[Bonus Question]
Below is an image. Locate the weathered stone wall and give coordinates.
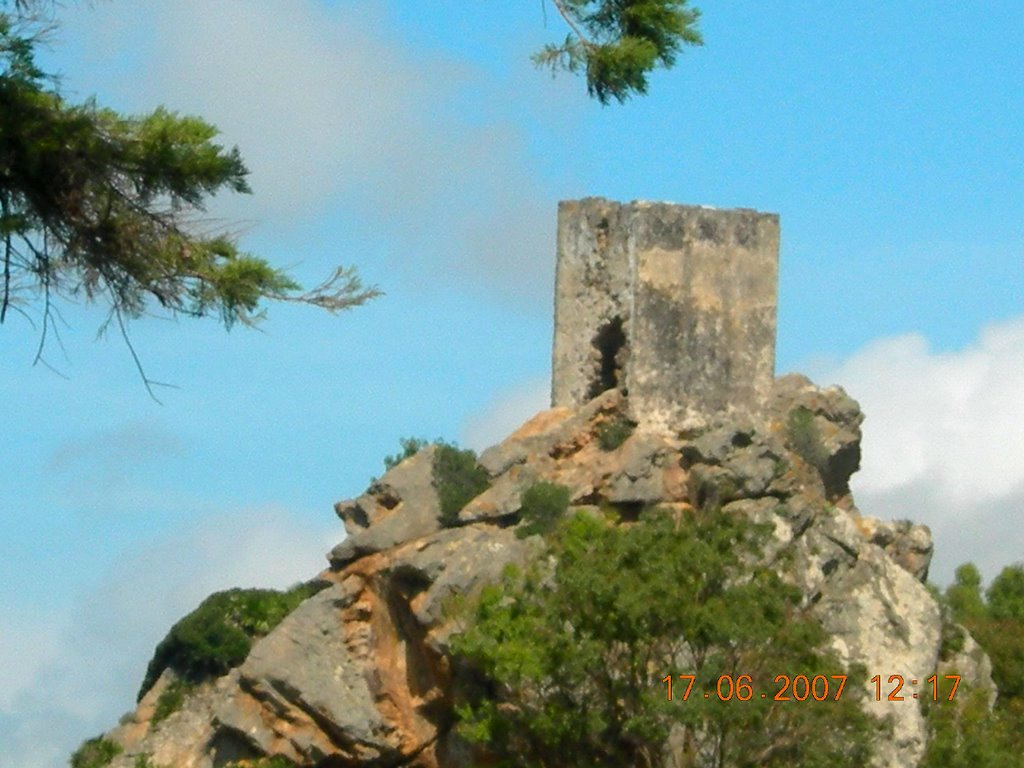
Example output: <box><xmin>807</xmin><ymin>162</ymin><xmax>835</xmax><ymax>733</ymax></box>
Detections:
<box><xmin>552</xmin><ymin>198</ymin><xmax>780</xmax><ymax>432</ymax></box>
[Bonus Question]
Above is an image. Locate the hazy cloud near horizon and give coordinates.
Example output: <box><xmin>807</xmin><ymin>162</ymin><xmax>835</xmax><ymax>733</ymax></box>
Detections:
<box><xmin>0</xmin><ymin>506</ymin><xmax>339</xmax><ymax>768</ymax></box>
<box><xmin>40</xmin><ymin>421</ymin><xmax>197</xmax><ymax>518</ymax></box>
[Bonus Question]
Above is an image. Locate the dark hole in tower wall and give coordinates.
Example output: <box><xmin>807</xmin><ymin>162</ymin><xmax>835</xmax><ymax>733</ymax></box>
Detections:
<box><xmin>587</xmin><ymin>316</ymin><xmax>628</xmax><ymax>400</ymax></box>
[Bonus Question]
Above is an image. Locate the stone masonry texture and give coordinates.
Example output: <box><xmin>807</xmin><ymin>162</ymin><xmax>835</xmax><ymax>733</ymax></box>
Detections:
<box><xmin>552</xmin><ymin>197</ymin><xmax>780</xmax><ymax>432</ymax></box>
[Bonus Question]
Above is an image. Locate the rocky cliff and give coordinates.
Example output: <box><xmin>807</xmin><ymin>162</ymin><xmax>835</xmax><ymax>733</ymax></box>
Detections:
<box><xmin>93</xmin><ymin>375</ymin><xmax>992</xmax><ymax>768</ymax></box>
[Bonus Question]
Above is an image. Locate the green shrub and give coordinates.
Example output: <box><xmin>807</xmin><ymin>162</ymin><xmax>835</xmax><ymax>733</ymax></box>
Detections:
<box><xmin>383</xmin><ymin>436</ymin><xmax>429</xmax><ymax>471</ymax></box>
<box><xmin>938</xmin><ymin>619</ymin><xmax>966</xmax><ymax>661</ymax></box>
<box><xmin>921</xmin><ymin>686</ymin><xmax>1024</xmax><ymax>767</ymax></box>
<box><xmin>931</xmin><ymin>560</ymin><xmax>1024</xmax><ymax>764</ymax></box>
<box><xmin>516</xmin><ymin>481</ymin><xmax>571</xmax><ymax>538</ymax></box>
<box><xmin>946</xmin><ymin>563</ymin><xmax>986</xmax><ymax>623</ymax></box>
<box><xmin>432</xmin><ymin>442</ymin><xmax>490</xmax><ymax>527</ymax></box>
<box><xmin>151</xmin><ymin>678</ymin><xmax>195</xmax><ymax>725</ymax></box>
<box><xmin>224</xmin><ymin>757</ymin><xmax>299</xmax><ymax>768</ymax></box>
<box><xmin>596</xmin><ymin>414</ymin><xmax>635</xmax><ymax>451</ymax></box>
<box><xmin>786</xmin><ymin>406</ymin><xmax>829</xmax><ymax>470</ymax></box>
<box><xmin>138</xmin><ymin>581</ymin><xmax>326</xmax><ymax>700</ymax></box>
<box><xmin>943</xmin><ymin>561</ymin><xmax>1024</xmax><ymax>706</ymax></box>
<box><xmin>988</xmin><ymin>564</ymin><xmax>1024</xmax><ymax>623</ymax></box>
<box><xmin>70</xmin><ymin>737</ymin><xmax>122</xmax><ymax>768</ymax></box>
<box><xmin>452</xmin><ymin>506</ymin><xmax>881</xmax><ymax>767</ymax></box>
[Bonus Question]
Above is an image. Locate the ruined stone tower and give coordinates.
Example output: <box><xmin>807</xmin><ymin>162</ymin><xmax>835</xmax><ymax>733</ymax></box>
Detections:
<box><xmin>552</xmin><ymin>198</ymin><xmax>780</xmax><ymax>432</ymax></box>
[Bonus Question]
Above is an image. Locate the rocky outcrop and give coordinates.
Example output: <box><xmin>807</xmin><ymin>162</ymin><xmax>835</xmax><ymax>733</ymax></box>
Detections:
<box><xmin>96</xmin><ymin>377</ymin><xmax>993</xmax><ymax>768</ymax></box>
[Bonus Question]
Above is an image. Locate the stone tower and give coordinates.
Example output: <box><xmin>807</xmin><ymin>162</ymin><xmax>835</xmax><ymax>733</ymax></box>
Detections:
<box><xmin>552</xmin><ymin>198</ymin><xmax>780</xmax><ymax>432</ymax></box>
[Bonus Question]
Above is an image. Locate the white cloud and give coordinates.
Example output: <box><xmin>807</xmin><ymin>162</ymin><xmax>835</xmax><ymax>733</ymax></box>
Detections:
<box><xmin>0</xmin><ymin>506</ymin><xmax>340</xmax><ymax>768</ymax></box>
<box><xmin>51</xmin><ymin>0</ymin><xmax>577</xmax><ymax>310</ymax></box>
<box><xmin>814</xmin><ymin>315</ymin><xmax>1024</xmax><ymax>585</ymax></box>
<box><xmin>461</xmin><ymin>376</ymin><xmax>549</xmax><ymax>453</ymax></box>
<box><xmin>464</xmin><ymin>317</ymin><xmax>1024</xmax><ymax>586</ymax></box>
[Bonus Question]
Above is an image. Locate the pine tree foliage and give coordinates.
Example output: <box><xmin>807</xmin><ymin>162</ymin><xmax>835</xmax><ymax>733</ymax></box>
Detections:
<box><xmin>0</xmin><ymin>2</ymin><xmax>378</xmax><ymax>363</ymax></box>
<box><xmin>1</xmin><ymin>0</ymin><xmax>699</xmax><ymax>388</ymax></box>
<box><xmin>534</xmin><ymin>0</ymin><xmax>703</xmax><ymax>104</ymax></box>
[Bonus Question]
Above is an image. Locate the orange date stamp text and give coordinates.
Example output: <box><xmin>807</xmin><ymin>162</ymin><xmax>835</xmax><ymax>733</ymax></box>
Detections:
<box><xmin>661</xmin><ymin>673</ymin><xmax>961</xmax><ymax>702</ymax></box>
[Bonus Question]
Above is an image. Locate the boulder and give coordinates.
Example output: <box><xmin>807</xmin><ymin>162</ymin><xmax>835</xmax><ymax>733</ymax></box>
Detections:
<box><xmin>329</xmin><ymin>446</ymin><xmax>444</xmax><ymax>568</ymax></box>
<box><xmin>771</xmin><ymin>373</ymin><xmax>864</xmax><ymax>501</ymax></box>
<box><xmin>458</xmin><ymin>465</ymin><xmax>539</xmax><ymax>524</ymax></box>
<box><xmin>603</xmin><ymin>433</ymin><xmax>683</xmax><ymax>504</ymax></box>
<box><xmin>478</xmin><ymin>388</ymin><xmax>624</xmax><ymax>476</ymax></box>
<box><xmin>857</xmin><ymin>516</ymin><xmax>934</xmax><ymax>582</ymax></box>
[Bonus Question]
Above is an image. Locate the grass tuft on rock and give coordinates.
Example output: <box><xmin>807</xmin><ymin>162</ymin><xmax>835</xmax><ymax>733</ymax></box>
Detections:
<box><xmin>432</xmin><ymin>442</ymin><xmax>490</xmax><ymax>527</ymax></box>
<box><xmin>596</xmin><ymin>415</ymin><xmax>635</xmax><ymax>451</ymax></box>
<box><xmin>516</xmin><ymin>481</ymin><xmax>572</xmax><ymax>538</ymax></box>
<box><xmin>151</xmin><ymin>678</ymin><xmax>196</xmax><ymax>726</ymax></box>
<box><xmin>224</xmin><ymin>757</ymin><xmax>299</xmax><ymax>768</ymax></box>
<box><xmin>70</xmin><ymin>737</ymin><xmax>122</xmax><ymax>768</ymax></box>
<box><xmin>383</xmin><ymin>436</ymin><xmax>430</xmax><ymax>471</ymax></box>
<box><xmin>786</xmin><ymin>406</ymin><xmax>829</xmax><ymax>470</ymax></box>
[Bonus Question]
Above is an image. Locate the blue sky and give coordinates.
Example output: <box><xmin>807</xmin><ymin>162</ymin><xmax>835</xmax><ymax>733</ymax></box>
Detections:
<box><xmin>1</xmin><ymin>2</ymin><xmax>1022</xmax><ymax>765</ymax></box>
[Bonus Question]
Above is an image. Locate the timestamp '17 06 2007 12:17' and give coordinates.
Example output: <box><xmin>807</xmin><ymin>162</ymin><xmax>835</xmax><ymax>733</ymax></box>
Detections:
<box><xmin>661</xmin><ymin>674</ymin><xmax>962</xmax><ymax>703</ymax></box>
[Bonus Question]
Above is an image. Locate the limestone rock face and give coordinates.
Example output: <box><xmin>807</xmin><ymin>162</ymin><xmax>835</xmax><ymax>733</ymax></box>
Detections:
<box><xmin>329</xmin><ymin>445</ymin><xmax>445</xmax><ymax>568</ymax></box>
<box><xmin>97</xmin><ymin>377</ymin><xmax>992</xmax><ymax>768</ymax></box>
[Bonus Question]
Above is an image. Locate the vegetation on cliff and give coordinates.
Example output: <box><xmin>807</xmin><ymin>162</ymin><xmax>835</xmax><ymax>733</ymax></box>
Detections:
<box><xmin>596</xmin><ymin>413</ymin><xmax>636</xmax><ymax>451</ymax></box>
<box><xmin>380</xmin><ymin>436</ymin><xmax>494</xmax><ymax>527</ymax></box>
<box><xmin>921</xmin><ymin>563</ymin><xmax>1024</xmax><ymax>766</ymax></box>
<box><xmin>69</xmin><ymin>737</ymin><xmax>122</xmax><ymax>768</ymax></box>
<box><xmin>515</xmin><ymin>480</ymin><xmax>573</xmax><ymax>538</ymax></box>
<box><xmin>65</xmin><ymin>390</ymin><xmax>1024</xmax><ymax>766</ymax></box>
<box><xmin>452</xmin><ymin>505</ymin><xmax>881</xmax><ymax>767</ymax></box>
<box><xmin>137</xmin><ymin>581</ymin><xmax>326</xmax><ymax>701</ymax></box>
<box><xmin>432</xmin><ymin>443</ymin><xmax>491</xmax><ymax>527</ymax></box>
